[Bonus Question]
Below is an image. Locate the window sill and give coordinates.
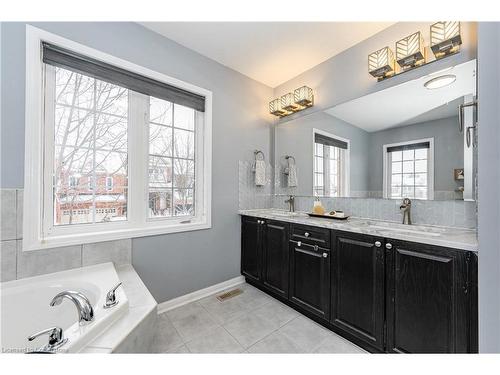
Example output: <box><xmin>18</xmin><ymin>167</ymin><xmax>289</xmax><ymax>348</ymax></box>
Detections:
<box><xmin>22</xmin><ymin>219</ymin><xmax>211</xmax><ymax>252</ymax></box>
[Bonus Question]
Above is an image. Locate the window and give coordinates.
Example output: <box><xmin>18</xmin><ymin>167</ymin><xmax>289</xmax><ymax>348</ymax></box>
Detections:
<box><xmin>383</xmin><ymin>139</ymin><xmax>434</xmax><ymax>200</ymax></box>
<box><xmin>23</xmin><ymin>26</ymin><xmax>212</xmax><ymax>251</ymax></box>
<box><xmin>313</xmin><ymin>129</ymin><xmax>349</xmax><ymax>197</ymax></box>
<box><xmin>105</xmin><ymin>176</ymin><xmax>114</xmax><ymax>191</ymax></box>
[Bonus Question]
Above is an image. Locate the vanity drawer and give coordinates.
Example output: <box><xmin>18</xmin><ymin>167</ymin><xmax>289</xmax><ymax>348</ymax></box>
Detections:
<box><xmin>290</xmin><ymin>224</ymin><xmax>330</xmax><ymax>248</ymax></box>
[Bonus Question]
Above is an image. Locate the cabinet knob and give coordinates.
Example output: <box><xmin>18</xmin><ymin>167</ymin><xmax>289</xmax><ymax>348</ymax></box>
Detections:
<box><xmin>374</xmin><ymin>241</ymin><xmax>381</xmax><ymax>248</ymax></box>
<box><xmin>261</xmin><ymin>220</ymin><xmax>265</xmax><ymax>225</ymax></box>
<box><xmin>322</xmin><ymin>252</ymin><xmax>328</xmax><ymax>258</ymax></box>
<box><xmin>304</xmin><ymin>232</ymin><xmax>310</xmax><ymax>237</ymax></box>
<box><xmin>385</xmin><ymin>243</ymin><xmax>393</xmax><ymax>250</ymax></box>
<box><xmin>297</xmin><ymin>241</ymin><xmax>302</xmax><ymax>247</ymax></box>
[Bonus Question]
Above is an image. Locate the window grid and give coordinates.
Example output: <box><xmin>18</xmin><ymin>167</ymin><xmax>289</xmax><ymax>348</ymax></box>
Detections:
<box><xmin>313</xmin><ymin>142</ymin><xmax>343</xmax><ymax>197</ymax></box>
<box><xmin>389</xmin><ymin>148</ymin><xmax>428</xmax><ymax>200</ymax></box>
<box><xmin>148</xmin><ymin>100</ymin><xmax>196</xmax><ymax>219</ymax></box>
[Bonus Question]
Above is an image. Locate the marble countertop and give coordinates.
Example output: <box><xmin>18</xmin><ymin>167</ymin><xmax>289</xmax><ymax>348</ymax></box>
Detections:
<box><xmin>239</xmin><ymin>209</ymin><xmax>478</xmax><ymax>252</ymax></box>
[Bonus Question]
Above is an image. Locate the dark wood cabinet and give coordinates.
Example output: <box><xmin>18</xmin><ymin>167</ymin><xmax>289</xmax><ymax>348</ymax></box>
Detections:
<box><xmin>241</xmin><ymin>216</ymin><xmax>262</xmax><ymax>283</ymax></box>
<box><xmin>289</xmin><ymin>240</ymin><xmax>330</xmax><ymax>320</ymax></box>
<box><xmin>330</xmin><ymin>231</ymin><xmax>385</xmax><ymax>351</ymax></box>
<box><xmin>240</xmin><ymin>216</ymin><xmax>478</xmax><ymax>353</ymax></box>
<box><xmin>385</xmin><ymin>240</ymin><xmax>472</xmax><ymax>353</ymax></box>
<box><xmin>262</xmin><ymin>220</ymin><xmax>290</xmax><ymax>298</ymax></box>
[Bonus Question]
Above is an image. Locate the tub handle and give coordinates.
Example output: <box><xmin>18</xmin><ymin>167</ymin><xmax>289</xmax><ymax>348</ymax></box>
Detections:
<box><xmin>104</xmin><ymin>282</ymin><xmax>123</xmax><ymax>309</ymax></box>
<box><xmin>28</xmin><ymin>326</ymin><xmax>68</xmax><ymax>352</ymax></box>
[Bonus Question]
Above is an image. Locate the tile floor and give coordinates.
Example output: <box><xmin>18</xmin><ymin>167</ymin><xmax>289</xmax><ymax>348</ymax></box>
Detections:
<box><xmin>152</xmin><ymin>283</ymin><xmax>367</xmax><ymax>353</ymax></box>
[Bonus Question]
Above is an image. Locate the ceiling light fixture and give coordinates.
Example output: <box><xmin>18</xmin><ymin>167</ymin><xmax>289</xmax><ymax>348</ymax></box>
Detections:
<box><xmin>424</xmin><ymin>74</ymin><xmax>456</xmax><ymax>89</ymax></box>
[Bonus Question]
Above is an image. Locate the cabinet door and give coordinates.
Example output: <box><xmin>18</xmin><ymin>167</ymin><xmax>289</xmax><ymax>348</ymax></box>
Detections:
<box><xmin>262</xmin><ymin>220</ymin><xmax>289</xmax><ymax>298</ymax></box>
<box><xmin>386</xmin><ymin>240</ymin><xmax>470</xmax><ymax>353</ymax></box>
<box><xmin>331</xmin><ymin>232</ymin><xmax>385</xmax><ymax>351</ymax></box>
<box><xmin>241</xmin><ymin>216</ymin><xmax>262</xmax><ymax>283</ymax></box>
<box><xmin>289</xmin><ymin>240</ymin><xmax>330</xmax><ymax>320</ymax></box>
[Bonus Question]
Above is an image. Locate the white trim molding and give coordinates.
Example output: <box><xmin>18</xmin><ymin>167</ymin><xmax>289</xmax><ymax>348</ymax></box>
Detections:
<box><xmin>156</xmin><ymin>276</ymin><xmax>245</xmax><ymax>314</ymax></box>
<box><xmin>23</xmin><ymin>25</ymin><xmax>212</xmax><ymax>251</ymax></box>
<box><xmin>382</xmin><ymin>137</ymin><xmax>435</xmax><ymax>200</ymax></box>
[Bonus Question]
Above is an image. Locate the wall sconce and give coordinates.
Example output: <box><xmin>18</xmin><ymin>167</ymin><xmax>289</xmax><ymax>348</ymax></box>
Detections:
<box><xmin>430</xmin><ymin>21</ymin><xmax>462</xmax><ymax>59</ymax></box>
<box><xmin>368</xmin><ymin>47</ymin><xmax>395</xmax><ymax>81</ymax></box>
<box><xmin>281</xmin><ymin>92</ymin><xmax>300</xmax><ymax>112</ymax></box>
<box><xmin>269</xmin><ymin>86</ymin><xmax>314</xmax><ymax>118</ymax></box>
<box><xmin>294</xmin><ymin>86</ymin><xmax>314</xmax><ymax>107</ymax></box>
<box><xmin>269</xmin><ymin>98</ymin><xmax>288</xmax><ymax>117</ymax></box>
<box><xmin>396</xmin><ymin>31</ymin><xmax>426</xmax><ymax>70</ymax></box>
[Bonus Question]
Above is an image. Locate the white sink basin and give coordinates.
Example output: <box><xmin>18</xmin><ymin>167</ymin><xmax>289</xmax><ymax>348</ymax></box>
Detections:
<box><xmin>363</xmin><ymin>222</ymin><xmax>443</xmax><ymax>237</ymax></box>
<box><xmin>268</xmin><ymin>211</ymin><xmax>307</xmax><ymax>218</ymax></box>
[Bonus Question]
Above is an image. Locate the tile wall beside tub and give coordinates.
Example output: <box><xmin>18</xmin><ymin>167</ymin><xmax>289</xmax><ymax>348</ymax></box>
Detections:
<box><xmin>0</xmin><ymin>188</ymin><xmax>132</xmax><ymax>282</ymax></box>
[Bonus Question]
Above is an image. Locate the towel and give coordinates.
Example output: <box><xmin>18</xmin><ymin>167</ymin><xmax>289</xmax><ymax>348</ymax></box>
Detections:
<box><xmin>254</xmin><ymin>160</ymin><xmax>266</xmax><ymax>186</ymax></box>
<box><xmin>287</xmin><ymin>164</ymin><xmax>298</xmax><ymax>187</ymax></box>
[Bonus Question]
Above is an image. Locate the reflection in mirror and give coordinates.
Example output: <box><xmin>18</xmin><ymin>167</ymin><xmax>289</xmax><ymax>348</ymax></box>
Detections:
<box><xmin>275</xmin><ymin>59</ymin><xmax>477</xmax><ymax>201</ymax></box>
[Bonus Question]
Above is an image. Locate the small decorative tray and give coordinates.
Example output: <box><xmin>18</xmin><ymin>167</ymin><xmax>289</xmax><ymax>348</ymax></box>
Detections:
<box><xmin>307</xmin><ymin>213</ymin><xmax>349</xmax><ymax>220</ymax></box>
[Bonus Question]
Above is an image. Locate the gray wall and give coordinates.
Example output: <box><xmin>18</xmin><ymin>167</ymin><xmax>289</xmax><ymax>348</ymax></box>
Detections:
<box><xmin>274</xmin><ymin>111</ymin><xmax>370</xmax><ymax>196</ymax></box>
<box><xmin>0</xmin><ymin>22</ymin><xmax>273</xmax><ymax>302</ymax></box>
<box><xmin>477</xmin><ymin>22</ymin><xmax>500</xmax><ymax>353</ymax></box>
<box><xmin>368</xmin><ymin>116</ymin><xmax>463</xmax><ymax>193</ymax></box>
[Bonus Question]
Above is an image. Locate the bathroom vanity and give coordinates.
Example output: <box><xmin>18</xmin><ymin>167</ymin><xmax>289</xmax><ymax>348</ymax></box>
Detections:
<box><xmin>239</xmin><ymin>209</ymin><xmax>478</xmax><ymax>353</ymax></box>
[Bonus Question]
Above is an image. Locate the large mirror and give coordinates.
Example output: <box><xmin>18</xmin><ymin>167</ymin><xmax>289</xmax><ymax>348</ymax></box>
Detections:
<box><xmin>275</xmin><ymin>59</ymin><xmax>477</xmax><ymax>201</ymax></box>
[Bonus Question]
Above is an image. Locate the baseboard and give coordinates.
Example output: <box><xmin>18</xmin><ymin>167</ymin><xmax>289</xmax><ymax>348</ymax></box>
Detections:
<box><xmin>156</xmin><ymin>275</ymin><xmax>245</xmax><ymax>314</ymax></box>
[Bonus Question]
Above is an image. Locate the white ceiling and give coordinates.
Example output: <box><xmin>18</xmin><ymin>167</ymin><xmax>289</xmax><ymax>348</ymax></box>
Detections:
<box><xmin>325</xmin><ymin>60</ymin><xmax>477</xmax><ymax>132</ymax></box>
<box><xmin>140</xmin><ymin>22</ymin><xmax>395</xmax><ymax>88</ymax></box>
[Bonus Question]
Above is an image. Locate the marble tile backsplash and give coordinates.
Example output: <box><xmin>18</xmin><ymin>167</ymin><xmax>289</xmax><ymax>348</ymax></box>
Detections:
<box><xmin>239</xmin><ymin>160</ymin><xmax>477</xmax><ymax>229</ymax></box>
<box><xmin>238</xmin><ymin>161</ymin><xmax>273</xmax><ymax>210</ymax></box>
<box><xmin>272</xmin><ymin>195</ymin><xmax>477</xmax><ymax>229</ymax></box>
<box><xmin>0</xmin><ymin>188</ymin><xmax>132</xmax><ymax>282</ymax></box>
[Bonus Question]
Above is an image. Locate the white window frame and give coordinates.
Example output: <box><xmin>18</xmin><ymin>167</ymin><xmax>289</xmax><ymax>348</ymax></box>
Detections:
<box><xmin>382</xmin><ymin>138</ymin><xmax>434</xmax><ymax>200</ymax></box>
<box><xmin>312</xmin><ymin>128</ymin><xmax>350</xmax><ymax>197</ymax></box>
<box><xmin>23</xmin><ymin>26</ymin><xmax>212</xmax><ymax>251</ymax></box>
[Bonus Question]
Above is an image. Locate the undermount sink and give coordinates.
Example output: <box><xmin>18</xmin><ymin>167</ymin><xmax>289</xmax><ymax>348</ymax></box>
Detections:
<box><xmin>363</xmin><ymin>222</ymin><xmax>443</xmax><ymax>237</ymax></box>
<box><xmin>268</xmin><ymin>211</ymin><xmax>306</xmax><ymax>218</ymax></box>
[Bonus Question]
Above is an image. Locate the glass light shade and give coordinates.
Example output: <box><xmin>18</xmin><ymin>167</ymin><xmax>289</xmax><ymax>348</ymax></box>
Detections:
<box><xmin>396</xmin><ymin>31</ymin><xmax>426</xmax><ymax>70</ymax></box>
<box><xmin>430</xmin><ymin>22</ymin><xmax>462</xmax><ymax>59</ymax></box>
<box><xmin>368</xmin><ymin>47</ymin><xmax>395</xmax><ymax>80</ymax></box>
<box><xmin>269</xmin><ymin>98</ymin><xmax>287</xmax><ymax>117</ymax></box>
<box><xmin>294</xmin><ymin>86</ymin><xmax>314</xmax><ymax>107</ymax></box>
<box><xmin>281</xmin><ymin>92</ymin><xmax>300</xmax><ymax>111</ymax></box>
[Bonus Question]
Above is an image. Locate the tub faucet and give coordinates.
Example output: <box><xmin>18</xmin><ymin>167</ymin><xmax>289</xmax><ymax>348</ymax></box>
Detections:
<box><xmin>50</xmin><ymin>291</ymin><xmax>94</xmax><ymax>325</ymax></box>
<box><xmin>285</xmin><ymin>195</ymin><xmax>295</xmax><ymax>212</ymax></box>
<box><xmin>400</xmin><ymin>198</ymin><xmax>412</xmax><ymax>225</ymax></box>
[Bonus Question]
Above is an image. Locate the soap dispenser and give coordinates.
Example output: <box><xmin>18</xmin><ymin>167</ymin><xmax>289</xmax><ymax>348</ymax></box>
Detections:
<box><xmin>312</xmin><ymin>197</ymin><xmax>326</xmax><ymax>215</ymax></box>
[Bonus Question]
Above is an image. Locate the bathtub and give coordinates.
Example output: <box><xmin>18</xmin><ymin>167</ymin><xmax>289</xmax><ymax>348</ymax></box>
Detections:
<box><xmin>1</xmin><ymin>262</ymin><xmax>129</xmax><ymax>353</ymax></box>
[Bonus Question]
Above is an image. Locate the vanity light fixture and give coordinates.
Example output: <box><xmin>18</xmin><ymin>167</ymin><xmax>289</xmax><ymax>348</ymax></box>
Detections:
<box><xmin>424</xmin><ymin>74</ymin><xmax>456</xmax><ymax>89</ymax></box>
<box><xmin>269</xmin><ymin>86</ymin><xmax>314</xmax><ymax>118</ymax></box>
<box><xmin>281</xmin><ymin>92</ymin><xmax>301</xmax><ymax>112</ymax></box>
<box><xmin>396</xmin><ymin>31</ymin><xmax>426</xmax><ymax>70</ymax></box>
<box><xmin>269</xmin><ymin>98</ymin><xmax>288</xmax><ymax>117</ymax></box>
<box><xmin>368</xmin><ymin>47</ymin><xmax>395</xmax><ymax>81</ymax></box>
<box><xmin>294</xmin><ymin>86</ymin><xmax>314</xmax><ymax>107</ymax></box>
<box><xmin>430</xmin><ymin>21</ymin><xmax>462</xmax><ymax>59</ymax></box>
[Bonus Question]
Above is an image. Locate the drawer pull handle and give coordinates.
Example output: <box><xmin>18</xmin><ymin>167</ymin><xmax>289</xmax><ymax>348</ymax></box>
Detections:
<box><xmin>375</xmin><ymin>241</ymin><xmax>381</xmax><ymax>248</ymax></box>
<box><xmin>297</xmin><ymin>241</ymin><xmax>302</xmax><ymax>247</ymax></box>
<box><xmin>385</xmin><ymin>243</ymin><xmax>393</xmax><ymax>250</ymax></box>
<box><xmin>304</xmin><ymin>232</ymin><xmax>310</xmax><ymax>237</ymax></box>
<box><xmin>322</xmin><ymin>252</ymin><xmax>328</xmax><ymax>258</ymax></box>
